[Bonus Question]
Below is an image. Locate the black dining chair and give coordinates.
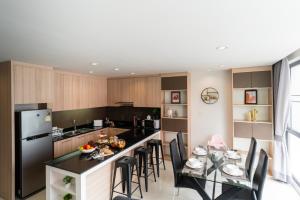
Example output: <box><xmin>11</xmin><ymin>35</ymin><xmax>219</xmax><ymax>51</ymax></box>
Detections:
<box><xmin>177</xmin><ymin>131</ymin><xmax>187</xmax><ymax>166</ymax></box>
<box><xmin>216</xmin><ymin>149</ymin><xmax>269</xmax><ymax>200</ymax></box>
<box><xmin>245</xmin><ymin>137</ymin><xmax>257</xmax><ymax>179</ymax></box>
<box><xmin>113</xmin><ymin>196</ymin><xmax>137</xmax><ymax>200</ymax></box>
<box><xmin>169</xmin><ymin>139</ymin><xmax>210</xmax><ymax>200</ymax></box>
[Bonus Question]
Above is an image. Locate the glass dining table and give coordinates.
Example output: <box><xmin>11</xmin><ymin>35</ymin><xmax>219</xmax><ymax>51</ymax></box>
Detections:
<box><xmin>181</xmin><ymin>147</ymin><xmax>252</xmax><ymax>200</ymax></box>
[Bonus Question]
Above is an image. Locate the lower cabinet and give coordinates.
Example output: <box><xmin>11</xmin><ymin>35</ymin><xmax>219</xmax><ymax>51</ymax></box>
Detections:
<box><xmin>234</xmin><ymin>122</ymin><xmax>273</xmax><ymax>140</ymax></box>
<box><xmin>53</xmin><ymin>130</ymin><xmax>101</xmax><ymax>158</ymax></box>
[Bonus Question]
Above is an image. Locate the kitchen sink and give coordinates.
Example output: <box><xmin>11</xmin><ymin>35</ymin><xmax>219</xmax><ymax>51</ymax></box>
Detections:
<box><xmin>63</xmin><ymin>128</ymin><xmax>95</xmax><ymax>138</ymax></box>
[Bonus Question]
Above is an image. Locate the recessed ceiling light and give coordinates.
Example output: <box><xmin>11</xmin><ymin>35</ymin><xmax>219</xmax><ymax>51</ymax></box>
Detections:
<box><xmin>89</xmin><ymin>70</ymin><xmax>94</xmax><ymax>74</ymax></box>
<box><xmin>130</xmin><ymin>72</ymin><xmax>136</xmax><ymax>75</ymax></box>
<box><xmin>114</xmin><ymin>67</ymin><xmax>119</xmax><ymax>71</ymax></box>
<box><xmin>216</xmin><ymin>46</ymin><xmax>228</xmax><ymax>50</ymax></box>
<box><xmin>91</xmin><ymin>62</ymin><xmax>98</xmax><ymax>66</ymax></box>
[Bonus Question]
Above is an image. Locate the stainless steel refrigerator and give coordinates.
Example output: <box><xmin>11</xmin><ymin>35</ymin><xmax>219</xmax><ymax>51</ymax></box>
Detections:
<box><xmin>15</xmin><ymin>109</ymin><xmax>53</xmax><ymax>199</ymax></box>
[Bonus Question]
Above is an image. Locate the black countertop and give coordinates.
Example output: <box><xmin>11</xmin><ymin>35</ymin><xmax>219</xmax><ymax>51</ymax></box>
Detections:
<box><xmin>52</xmin><ymin>121</ymin><xmax>136</xmax><ymax>142</ymax></box>
<box><xmin>46</xmin><ymin>128</ymin><xmax>159</xmax><ymax>174</ymax></box>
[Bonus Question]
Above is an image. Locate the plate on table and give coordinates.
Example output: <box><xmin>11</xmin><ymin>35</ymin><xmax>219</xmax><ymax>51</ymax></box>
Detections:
<box><xmin>224</xmin><ymin>152</ymin><xmax>241</xmax><ymax>160</ymax></box>
<box><xmin>185</xmin><ymin>158</ymin><xmax>204</xmax><ymax>169</ymax></box>
<box><xmin>222</xmin><ymin>164</ymin><xmax>243</xmax><ymax>177</ymax></box>
<box><xmin>193</xmin><ymin>148</ymin><xmax>207</xmax><ymax>156</ymax></box>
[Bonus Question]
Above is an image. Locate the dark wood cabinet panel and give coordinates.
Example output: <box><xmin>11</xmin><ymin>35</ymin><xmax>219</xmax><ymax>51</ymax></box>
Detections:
<box><xmin>233</xmin><ymin>73</ymin><xmax>251</xmax><ymax>88</ymax></box>
<box><xmin>162</xmin><ymin>118</ymin><xmax>187</xmax><ymax>132</ymax></box>
<box><xmin>251</xmin><ymin>71</ymin><xmax>271</xmax><ymax>88</ymax></box>
<box><xmin>234</xmin><ymin>122</ymin><xmax>252</xmax><ymax>138</ymax></box>
<box><xmin>161</xmin><ymin>76</ymin><xmax>187</xmax><ymax>90</ymax></box>
<box><xmin>252</xmin><ymin>123</ymin><xmax>273</xmax><ymax>140</ymax></box>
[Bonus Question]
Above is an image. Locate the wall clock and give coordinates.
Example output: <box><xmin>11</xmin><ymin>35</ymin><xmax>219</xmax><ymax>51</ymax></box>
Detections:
<box><xmin>201</xmin><ymin>87</ymin><xmax>219</xmax><ymax>104</ymax></box>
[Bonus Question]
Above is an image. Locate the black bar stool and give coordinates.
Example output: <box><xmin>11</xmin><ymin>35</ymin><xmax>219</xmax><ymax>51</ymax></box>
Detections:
<box><xmin>111</xmin><ymin>156</ymin><xmax>143</xmax><ymax>200</ymax></box>
<box><xmin>133</xmin><ymin>146</ymin><xmax>156</xmax><ymax>192</ymax></box>
<box><xmin>147</xmin><ymin>139</ymin><xmax>166</xmax><ymax>177</ymax></box>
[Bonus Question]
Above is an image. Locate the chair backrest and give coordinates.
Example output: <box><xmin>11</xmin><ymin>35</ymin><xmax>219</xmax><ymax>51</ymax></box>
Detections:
<box><xmin>245</xmin><ymin>137</ymin><xmax>257</xmax><ymax>178</ymax></box>
<box><xmin>177</xmin><ymin>131</ymin><xmax>187</xmax><ymax>165</ymax></box>
<box><xmin>169</xmin><ymin>139</ymin><xmax>182</xmax><ymax>186</ymax></box>
<box><xmin>252</xmin><ymin>149</ymin><xmax>268</xmax><ymax>200</ymax></box>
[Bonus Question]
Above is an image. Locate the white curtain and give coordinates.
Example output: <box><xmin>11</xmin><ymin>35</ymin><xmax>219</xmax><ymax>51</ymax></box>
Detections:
<box><xmin>273</xmin><ymin>58</ymin><xmax>291</xmax><ymax>182</ymax></box>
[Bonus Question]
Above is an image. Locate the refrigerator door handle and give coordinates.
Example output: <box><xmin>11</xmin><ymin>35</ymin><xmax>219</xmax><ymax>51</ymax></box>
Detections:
<box><xmin>26</xmin><ymin>133</ymin><xmax>51</xmax><ymax>141</ymax></box>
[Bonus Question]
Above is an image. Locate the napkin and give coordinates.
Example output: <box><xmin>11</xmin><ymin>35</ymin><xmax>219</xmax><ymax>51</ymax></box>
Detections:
<box><xmin>207</xmin><ymin>135</ymin><xmax>226</xmax><ymax>149</ymax></box>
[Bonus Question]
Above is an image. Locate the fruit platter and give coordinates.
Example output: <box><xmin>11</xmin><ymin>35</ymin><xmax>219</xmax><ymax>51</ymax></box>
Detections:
<box><xmin>79</xmin><ymin>143</ymin><xmax>96</xmax><ymax>154</ymax></box>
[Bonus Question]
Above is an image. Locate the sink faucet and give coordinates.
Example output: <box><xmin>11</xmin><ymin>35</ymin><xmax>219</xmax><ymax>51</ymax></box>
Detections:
<box><xmin>105</xmin><ymin>117</ymin><xmax>115</xmax><ymax>127</ymax></box>
<box><xmin>73</xmin><ymin>120</ymin><xmax>77</xmax><ymax>132</ymax></box>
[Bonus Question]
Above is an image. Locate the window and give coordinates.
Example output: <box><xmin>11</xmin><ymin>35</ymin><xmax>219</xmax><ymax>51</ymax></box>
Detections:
<box><xmin>288</xmin><ymin>60</ymin><xmax>300</xmax><ymax>186</ymax></box>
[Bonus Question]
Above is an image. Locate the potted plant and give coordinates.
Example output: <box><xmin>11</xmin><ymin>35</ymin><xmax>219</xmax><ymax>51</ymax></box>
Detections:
<box><xmin>152</xmin><ymin>108</ymin><xmax>160</xmax><ymax>120</ymax></box>
<box><xmin>63</xmin><ymin>193</ymin><xmax>72</xmax><ymax>200</ymax></box>
<box><xmin>63</xmin><ymin>176</ymin><xmax>73</xmax><ymax>189</ymax></box>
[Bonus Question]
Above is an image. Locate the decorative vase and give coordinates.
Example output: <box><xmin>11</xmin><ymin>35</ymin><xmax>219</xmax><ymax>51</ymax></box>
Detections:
<box><xmin>251</xmin><ymin>109</ymin><xmax>258</xmax><ymax>121</ymax></box>
<box><xmin>246</xmin><ymin>111</ymin><xmax>252</xmax><ymax>121</ymax></box>
<box><xmin>167</xmin><ymin>109</ymin><xmax>173</xmax><ymax>118</ymax></box>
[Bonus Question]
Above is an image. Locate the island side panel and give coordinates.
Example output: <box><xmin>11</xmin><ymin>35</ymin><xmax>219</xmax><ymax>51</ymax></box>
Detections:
<box><xmin>85</xmin><ymin>133</ymin><xmax>160</xmax><ymax>199</ymax></box>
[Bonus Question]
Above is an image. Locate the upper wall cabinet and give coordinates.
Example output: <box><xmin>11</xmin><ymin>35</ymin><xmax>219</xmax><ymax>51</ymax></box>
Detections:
<box><xmin>133</xmin><ymin>77</ymin><xmax>146</xmax><ymax>107</ymax></box>
<box><xmin>233</xmin><ymin>71</ymin><xmax>271</xmax><ymax>88</ymax></box>
<box><xmin>53</xmin><ymin>71</ymin><xmax>107</xmax><ymax>111</ymax></box>
<box><xmin>13</xmin><ymin>62</ymin><xmax>53</xmax><ymax>104</ymax></box>
<box><xmin>251</xmin><ymin>71</ymin><xmax>272</xmax><ymax>88</ymax></box>
<box><xmin>53</xmin><ymin>71</ymin><xmax>64</xmax><ymax>111</ymax></box>
<box><xmin>107</xmin><ymin>75</ymin><xmax>161</xmax><ymax>107</ymax></box>
<box><xmin>232</xmin><ymin>73</ymin><xmax>252</xmax><ymax>88</ymax></box>
<box><xmin>107</xmin><ymin>79</ymin><xmax>121</xmax><ymax>106</ymax></box>
<box><xmin>161</xmin><ymin>76</ymin><xmax>187</xmax><ymax>90</ymax></box>
<box><xmin>146</xmin><ymin>76</ymin><xmax>161</xmax><ymax>107</ymax></box>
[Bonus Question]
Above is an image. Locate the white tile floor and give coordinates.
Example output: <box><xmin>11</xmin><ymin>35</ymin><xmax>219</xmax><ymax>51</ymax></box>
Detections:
<box><xmin>27</xmin><ymin>161</ymin><xmax>299</xmax><ymax>200</ymax></box>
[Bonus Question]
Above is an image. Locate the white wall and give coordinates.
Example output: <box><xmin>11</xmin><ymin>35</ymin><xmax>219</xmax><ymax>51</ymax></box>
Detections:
<box><xmin>190</xmin><ymin>69</ymin><xmax>232</xmax><ymax>149</ymax></box>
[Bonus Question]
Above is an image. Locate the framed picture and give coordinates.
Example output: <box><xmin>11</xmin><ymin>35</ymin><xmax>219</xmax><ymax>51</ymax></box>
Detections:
<box><xmin>245</xmin><ymin>90</ymin><xmax>257</xmax><ymax>104</ymax></box>
<box><xmin>171</xmin><ymin>91</ymin><xmax>181</xmax><ymax>104</ymax></box>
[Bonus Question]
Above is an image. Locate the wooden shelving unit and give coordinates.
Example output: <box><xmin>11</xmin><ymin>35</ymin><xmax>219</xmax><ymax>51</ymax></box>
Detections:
<box><xmin>160</xmin><ymin>73</ymin><xmax>191</xmax><ymax>159</ymax></box>
<box><xmin>231</xmin><ymin>66</ymin><xmax>274</xmax><ymax>174</ymax></box>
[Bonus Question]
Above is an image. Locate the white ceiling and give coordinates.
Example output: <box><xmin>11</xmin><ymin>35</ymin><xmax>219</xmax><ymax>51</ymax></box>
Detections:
<box><xmin>0</xmin><ymin>0</ymin><xmax>300</xmax><ymax>76</ymax></box>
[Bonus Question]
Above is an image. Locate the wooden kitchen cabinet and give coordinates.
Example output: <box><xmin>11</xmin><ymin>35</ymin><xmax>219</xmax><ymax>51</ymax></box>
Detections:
<box><xmin>120</xmin><ymin>78</ymin><xmax>134</xmax><ymax>102</ymax></box>
<box><xmin>13</xmin><ymin>62</ymin><xmax>54</xmax><ymax>104</ymax></box>
<box><xmin>133</xmin><ymin>77</ymin><xmax>146</xmax><ymax>107</ymax></box>
<box><xmin>79</xmin><ymin>75</ymin><xmax>90</xmax><ymax>109</ymax></box>
<box><xmin>35</xmin><ymin>67</ymin><xmax>53</xmax><ymax>103</ymax></box>
<box><xmin>72</xmin><ymin>75</ymin><xmax>80</xmax><ymax>109</ymax></box>
<box><xmin>107</xmin><ymin>79</ymin><xmax>121</xmax><ymax>106</ymax></box>
<box><xmin>53</xmin><ymin>70</ymin><xmax>107</xmax><ymax>111</ymax></box>
<box><xmin>13</xmin><ymin>65</ymin><xmax>24</xmax><ymax>104</ymax></box>
<box><xmin>146</xmin><ymin>76</ymin><xmax>161</xmax><ymax>107</ymax></box>
<box><xmin>88</xmin><ymin>78</ymin><xmax>98</xmax><ymax>108</ymax></box>
<box><xmin>53</xmin><ymin>71</ymin><xmax>64</xmax><ymax>111</ymax></box>
<box><xmin>53</xmin><ymin>130</ymin><xmax>101</xmax><ymax>158</ymax></box>
<box><xmin>97</xmin><ymin>77</ymin><xmax>107</xmax><ymax>107</ymax></box>
<box><xmin>107</xmin><ymin>76</ymin><xmax>161</xmax><ymax>107</ymax></box>
<box><xmin>73</xmin><ymin>134</ymin><xmax>88</xmax><ymax>149</ymax></box>
<box><xmin>54</xmin><ymin>138</ymin><xmax>74</xmax><ymax>158</ymax></box>
<box><xmin>13</xmin><ymin>61</ymin><xmax>106</xmax><ymax>109</ymax></box>
<box><xmin>63</xmin><ymin>73</ymin><xmax>74</xmax><ymax>110</ymax></box>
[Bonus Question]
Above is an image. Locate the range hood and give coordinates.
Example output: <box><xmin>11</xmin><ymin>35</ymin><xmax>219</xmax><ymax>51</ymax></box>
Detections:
<box><xmin>115</xmin><ymin>102</ymin><xmax>134</xmax><ymax>107</ymax></box>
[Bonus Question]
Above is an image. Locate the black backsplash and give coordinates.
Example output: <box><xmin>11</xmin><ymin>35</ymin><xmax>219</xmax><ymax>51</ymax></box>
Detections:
<box><xmin>106</xmin><ymin>106</ymin><xmax>160</xmax><ymax>122</ymax></box>
<box><xmin>52</xmin><ymin>107</ymin><xmax>106</xmax><ymax>128</ymax></box>
<box><xmin>52</xmin><ymin>107</ymin><xmax>160</xmax><ymax>129</ymax></box>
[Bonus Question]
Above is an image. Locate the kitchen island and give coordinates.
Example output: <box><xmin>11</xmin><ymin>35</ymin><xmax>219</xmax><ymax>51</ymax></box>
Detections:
<box><xmin>46</xmin><ymin>128</ymin><xmax>160</xmax><ymax>200</ymax></box>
